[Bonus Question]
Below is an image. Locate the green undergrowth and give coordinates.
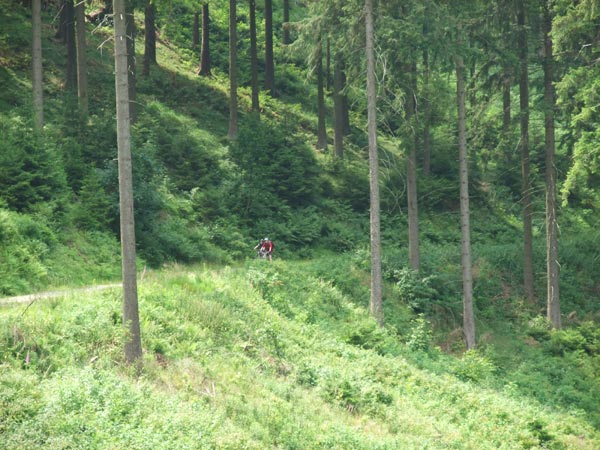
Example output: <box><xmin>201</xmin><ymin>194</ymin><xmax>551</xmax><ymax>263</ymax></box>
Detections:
<box><xmin>1</xmin><ymin>258</ymin><xmax>599</xmax><ymax>449</ymax></box>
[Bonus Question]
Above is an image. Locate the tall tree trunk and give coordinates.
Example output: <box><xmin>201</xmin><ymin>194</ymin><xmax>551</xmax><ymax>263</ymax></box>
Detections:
<box><xmin>197</xmin><ymin>3</ymin><xmax>211</xmax><ymax>76</ymax></box>
<box><xmin>55</xmin><ymin>0</ymin><xmax>67</xmax><ymax>42</ymax></box>
<box><xmin>456</xmin><ymin>54</ymin><xmax>476</xmax><ymax>350</ymax></box>
<box><xmin>365</xmin><ymin>0</ymin><xmax>383</xmax><ymax>327</ymax></box>
<box><xmin>228</xmin><ymin>0</ymin><xmax>238</xmax><ymax>140</ymax></box>
<box><xmin>422</xmin><ymin>14</ymin><xmax>431</xmax><ymax>175</ymax></box>
<box><xmin>543</xmin><ymin>0</ymin><xmax>560</xmax><ymax>328</ymax></box>
<box><xmin>333</xmin><ymin>52</ymin><xmax>344</xmax><ymax>158</ymax></box>
<box><xmin>143</xmin><ymin>0</ymin><xmax>156</xmax><ymax>76</ymax></box>
<box><xmin>249</xmin><ymin>0</ymin><xmax>259</xmax><ymax>112</ymax></box>
<box><xmin>325</xmin><ymin>38</ymin><xmax>331</xmax><ymax>91</ymax></box>
<box><xmin>32</xmin><ymin>0</ymin><xmax>44</xmax><ymax>131</ymax></box>
<box><xmin>193</xmin><ymin>11</ymin><xmax>200</xmax><ymax>48</ymax></box>
<box><xmin>282</xmin><ymin>0</ymin><xmax>290</xmax><ymax>45</ymax></box>
<box><xmin>75</xmin><ymin>0</ymin><xmax>88</xmax><ymax>117</ymax></box>
<box><xmin>113</xmin><ymin>0</ymin><xmax>142</xmax><ymax>367</ymax></box>
<box><xmin>406</xmin><ymin>63</ymin><xmax>420</xmax><ymax>271</ymax></box>
<box><xmin>341</xmin><ymin>67</ymin><xmax>351</xmax><ymax>135</ymax></box>
<box><xmin>316</xmin><ymin>39</ymin><xmax>327</xmax><ymax>151</ymax></box>
<box><xmin>126</xmin><ymin>0</ymin><xmax>136</xmax><ymax>123</ymax></box>
<box><xmin>518</xmin><ymin>0</ymin><xmax>534</xmax><ymax>303</ymax></box>
<box><xmin>264</xmin><ymin>0</ymin><xmax>275</xmax><ymax>96</ymax></box>
<box><xmin>65</xmin><ymin>0</ymin><xmax>77</xmax><ymax>92</ymax></box>
<box><xmin>502</xmin><ymin>72</ymin><xmax>511</xmax><ymax>131</ymax></box>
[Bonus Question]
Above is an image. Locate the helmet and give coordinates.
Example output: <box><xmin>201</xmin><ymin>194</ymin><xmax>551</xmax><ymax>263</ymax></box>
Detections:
<box><xmin>264</xmin><ymin>237</ymin><xmax>269</xmax><ymax>241</ymax></box>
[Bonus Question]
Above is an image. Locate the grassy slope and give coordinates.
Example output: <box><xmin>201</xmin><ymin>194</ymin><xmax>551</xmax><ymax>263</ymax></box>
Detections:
<box><xmin>2</xmin><ymin>258</ymin><xmax>599</xmax><ymax>449</ymax></box>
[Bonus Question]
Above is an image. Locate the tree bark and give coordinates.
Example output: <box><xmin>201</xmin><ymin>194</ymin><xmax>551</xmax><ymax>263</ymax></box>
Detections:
<box><xmin>517</xmin><ymin>0</ymin><xmax>534</xmax><ymax>303</ymax></box>
<box><xmin>126</xmin><ymin>0</ymin><xmax>136</xmax><ymax>123</ymax></box>
<box><xmin>365</xmin><ymin>0</ymin><xmax>383</xmax><ymax>327</ymax></box>
<box><xmin>113</xmin><ymin>0</ymin><xmax>142</xmax><ymax>367</ymax></box>
<box><xmin>228</xmin><ymin>0</ymin><xmax>238</xmax><ymax>140</ymax></box>
<box><xmin>65</xmin><ymin>0</ymin><xmax>77</xmax><ymax>92</ymax></box>
<box><xmin>422</xmin><ymin>13</ymin><xmax>431</xmax><ymax>175</ymax></box>
<box><xmin>143</xmin><ymin>0</ymin><xmax>156</xmax><ymax>76</ymax></box>
<box><xmin>193</xmin><ymin>11</ymin><xmax>200</xmax><ymax>48</ymax></box>
<box><xmin>316</xmin><ymin>39</ymin><xmax>327</xmax><ymax>151</ymax></box>
<box><xmin>282</xmin><ymin>0</ymin><xmax>290</xmax><ymax>45</ymax></box>
<box><xmin>456</xmin><ymin>54</ymin><xmax>476</xmax><ymax>350</ymax></box>
<box><xmin>406</xmin><ymin>63</ymin><xmax>420</xmax><ymax>271</ymax></box>
<box><xmin>32</xmin><ymin>0</ymin><xmax>44</xmax><ymax>131</ymax></box>
<box><xmin>197</xmin><ymin>3</ymin><xmax>211</xmax><ymax>76</ymax></box>
<box><xmin>75</xmin><ymin>0</ymin><xmax>88</xmax><ymax>117</ymax></box>
<box><xmin>264</xmin><ymin>0</ymin><xmax>275</xmax><ymax>96</ymax></box>
<box><xmin>543</xmin><ymin>0</ymin><xmax>560</xmax><ymax>328</ymax></box>
<box><xmin>333</xmin><ymin>52</ymin><xmax>344</xmax><ymax>158</ymax></box>
<box><xmin>249</xmin><ymin>0</ymin><xmax>259</xmax><ymax>112</ymax></box>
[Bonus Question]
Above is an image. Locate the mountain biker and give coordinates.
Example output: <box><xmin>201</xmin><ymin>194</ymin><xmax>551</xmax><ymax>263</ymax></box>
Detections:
<box><xmin>254</xmin><ymin>237</ymin><xmax>274</xmax><ymax>261</ymax></box>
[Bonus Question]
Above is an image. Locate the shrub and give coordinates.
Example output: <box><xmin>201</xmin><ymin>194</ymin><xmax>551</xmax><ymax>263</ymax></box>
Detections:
<box><xmin>452</xmin><ymin>350</ymin><xmax>497</xmax><ymax>382</ymax></box>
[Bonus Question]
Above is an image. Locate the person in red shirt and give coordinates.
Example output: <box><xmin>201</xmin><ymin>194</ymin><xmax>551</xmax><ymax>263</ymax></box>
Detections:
<box><xmin>254</xmin><ymin>237</ymin><xmax>274</xmax><ymax>261</ymax></box>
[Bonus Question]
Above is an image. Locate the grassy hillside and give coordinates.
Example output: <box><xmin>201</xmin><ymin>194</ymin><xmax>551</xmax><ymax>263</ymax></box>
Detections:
<box><xmin>2</xmin><ymin>258</ymin><xmax>600</xmax><ymax>449</ymax></box>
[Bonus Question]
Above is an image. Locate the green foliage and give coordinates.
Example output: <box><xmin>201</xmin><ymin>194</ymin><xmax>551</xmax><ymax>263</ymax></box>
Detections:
<box><xmin>451</xmin><ymin>350</ymin><xmax>497</xmax><ymax>383</ymax></box>
<box><xmin>0</xmin><ymin>118</ymin><xmax>67</xmax><ymax>212</ymax></box>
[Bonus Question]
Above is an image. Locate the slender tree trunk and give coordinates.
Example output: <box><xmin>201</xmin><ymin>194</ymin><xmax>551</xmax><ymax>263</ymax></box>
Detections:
<box><xmin>282</xmin><ymin>0</ymin><xmax>290</xmax><ymax>45</ymax></box>
<box><xmin>32</xmin><ymin>0</ymin><xmax>44</xmax><ymax>131</ymax></box>
<box><xmin>264</xmin><ymin>0</ymin><xmax>275</xmax><ymax>96</ymax></box>
<box><xmin>126</xmin><ymin>0</ymin><xmax>136</xmax><ymax>123</ymax></box>
<box><xmin>502</xmin><ymin>72</ymin><xmax>511</xmax><ymax>131</ymax></box>
<box><xmin>55</xmin><ymin>0</ymin><xmax>66</xmax><ymax>42</ymax></box>
<box><xmin>365</xmin><ymin>0</ymin><xmax>383</xmax><ymax>327</ymax></box>
<box><xmin>406</xmin><ymin>63</ymin><xmax>420</xmax><ymax>271</ymax></box>
<box><xmin>316</xmin><ymin>39</ymin><xmax>327</xmax><ymax>151</ymax></box>
<box><xmin>333</xmin><ymin>52</ymin><xmax>344</xmax><ymax>158</ymax></box>
<box><xmin>517</xmin><ymin>0</ymin><xmax>534</xmax><ymax>303</ymax></box>
<box><xmin>193</xmin><ymin>11</ymin><xmax>200</xmax><ymax>48</ymax></box>
<box><xmin>65</xmin><ymin>0</ymin><xmax>77</xmax><ymax>92</ymax></box>
<box><xmin>113</xmin><ymin>0</ymin><xmax>142</xmax><ymax>367</ymax></box>
<box><xmin>143</xmin><ymin>0</ymin><xmax>156</xmax><ymax>76</ymax></box>
<box><xmin>456</xmin><ymin>54</ymin><xmax>476</xmax><ymax>350</ymax></box>
<box><xmin>325</xmin><ymin>38</ymin><xmax>331</xmax><ymax>91</ymax></box>
<box><xmin>197</xmin><ymin>3</ymin><xmax>211</xmax><ymax>76</ymax></box>
<box><xmin>249</xmin><ymin>0</ymin><xmax>259</xmax><ymax>112</ymax></box>
<box><xmin>341</xmin><ymin>67</ymin><xmax>351</xmax><ymax>135</ymax></box>
<box><xmin>75</xmin><ymin>0</ymin><xmax>88</xmax><ymax>117</ymax></box>
<box><xmin>543</xmin><ymin>0</ymin><xmax>560</xmax><ymax>328</ymax></box>
<box><xmin>228</xmin><ymin>0</ymin><xmax>238</xmax><ymax>140</ymax></box>
<box><xmin>422</xmin><ymin>15</ymin><xmax>431</xmax><ymax>175</ymax></box>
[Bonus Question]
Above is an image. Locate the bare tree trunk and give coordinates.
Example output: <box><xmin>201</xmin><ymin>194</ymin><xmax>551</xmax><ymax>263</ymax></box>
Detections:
<box><xmin>75</xmin><ymin>0</ymin><xmax>88</xmax><ymax>117</ymax></box>
<box><xmin>518</xmin><ymin>0</ymin><xmax>534</xmax><ymax>304</ymax></box>
<box><xmin>193</xmin><ymin>11</ymin><xmax>199</xmax><ymax>48</ymax></box>
<box><xmin>422</xmin><ymin>14</ymin><xmax>431</xmax><ymax>175</ymax></box>
<box><xmin>143</xmin><ymin>0</ymin><xmax>156</xmax><ymax>76</ymax></box>
<box><xmin>32</xmin><ymin>0</ymin><xmax>44</xmax><ymax>131</ymax></box>
<box><xmin>333</xmin><ymin>52</ymin><xmax>344</xmax><ymax>158</ymax></box>
<box><xmin>249</xmin><ymin>0</ymin><xmax>259</xmax><ymax>113</ymax></box>
<box><xmin>113</xmin><ymin>0</ymin><xmax>142</xmax><ymax>367</ymax></box>
<box><xmin>264</xmin><ymin>0</ymin><xmax>275</xmax><ymax>96</ymax></box>
<box><xmin>65</xmin><ymin>0</ymin><xmax>77</xmax><ymax>92</ymax></box>
<box><xmin>228</xmin><ymin>0</ymin><xmax>238</xmax><ymax>140</ymax></box>
<box><xmin>456</xmin><ymin>54</ymin><xmax>476</xmax><ymax>350</ymax></box>
<box><xmin>126</xmin><ymin>0</ymin><xmax>136</xmax><ymax>123</ymax></box>
<box><xmin>365</xmin><ymin>0</ymin><xmax>383</xmax><ymax>327</ymax></box>
<box><xmin>316</xmin><ymin>39</ymin><xmax>327</xmax><ymax>151</ymax></box>
<box><xmin>543</xmin><ymin>0</ymin><xmax>560</xmax><ymax>328</ymax></box>
<box><xmin>282</xmin><ymin>0</ymin><xmax>290</xmax><ymax>45</ymax></box>
<box><xmin>197</xmin><ymin>2</ymin><xmax>211</xmax><ymax>76</ymax></box>
<box><xmin>406</xmin><ymin>62</ymin><xmax>420</xmax><ymax>271</ymax></box>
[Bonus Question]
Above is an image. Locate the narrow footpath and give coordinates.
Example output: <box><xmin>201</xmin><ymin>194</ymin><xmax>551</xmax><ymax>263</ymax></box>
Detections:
<box><xmin>0</xmin><ymin>284</ymin><xmax>122</xmax><ymax>305</ymax></box>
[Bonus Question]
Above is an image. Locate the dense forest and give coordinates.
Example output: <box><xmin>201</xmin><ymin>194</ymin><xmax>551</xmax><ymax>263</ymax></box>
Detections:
<box><xmin>1</xmin><ymin>0</ymin><xmax>600</xmax><ymax>447</ymax></box>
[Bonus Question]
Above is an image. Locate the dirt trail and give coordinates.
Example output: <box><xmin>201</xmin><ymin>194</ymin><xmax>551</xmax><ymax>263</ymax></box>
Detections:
<box><xmin>0</xmin><ymin>284</ymin><xmax>122</xmax><ymax>305</ymax></box>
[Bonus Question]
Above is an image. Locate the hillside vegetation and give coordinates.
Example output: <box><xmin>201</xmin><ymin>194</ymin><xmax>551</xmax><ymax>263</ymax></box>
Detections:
<box><xmin>2</xmin><ymin>258</ymin><xmax>600</xmax><ymax>449</ymax></box>
<box><xmin>1</xmin><ymin>0</ymin><xmax>600</xmax><ymax>448</ymax></box>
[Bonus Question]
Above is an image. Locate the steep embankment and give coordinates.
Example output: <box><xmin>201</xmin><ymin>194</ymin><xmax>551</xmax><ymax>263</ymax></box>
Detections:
<box><xmin>1</xmin><ymin>258</ymin><xmax>599</xmax><ymax>449</ymax></box>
